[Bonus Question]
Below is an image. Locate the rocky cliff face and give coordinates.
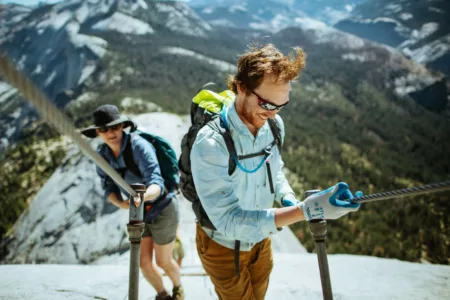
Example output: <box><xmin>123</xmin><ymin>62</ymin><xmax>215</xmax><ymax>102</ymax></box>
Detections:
<box><xmin>3</xmin><ymin>146</ymin><xmax>126</xmax><ymax>264</ymax></box>
<box><xmin>0</xmin><ymin>0</ymin><xmax>210</xmax><ymax>150</ymax></box>
<box><xmin>1</xmin><ymin>0</ymin><xmax>447</xmax><ymax>153</ymax></box>
<box><xmin>2</xmin><ymin>111</ymin><xmax>191</xmax><ymax>264</ymax></box>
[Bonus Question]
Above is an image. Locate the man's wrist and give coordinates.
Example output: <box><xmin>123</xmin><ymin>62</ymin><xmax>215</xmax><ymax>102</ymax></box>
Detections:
<box><xmin>296</xmin><ymin>201</ymin><xmax>308</xmax><ymax>220</ymax></box>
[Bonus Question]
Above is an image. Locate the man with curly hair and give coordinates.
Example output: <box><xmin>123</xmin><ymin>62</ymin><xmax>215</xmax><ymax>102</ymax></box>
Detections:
<box><xmin>190</xmin><ymin>44</ymin><xmax>361</xmax><ymax>299</ymax></box>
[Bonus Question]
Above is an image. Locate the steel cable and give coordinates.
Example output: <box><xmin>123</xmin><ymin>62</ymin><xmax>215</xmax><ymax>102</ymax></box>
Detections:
<box><xmin>350</xmin><ymin>180</ymin><xmax>450</xmax><ymax>203</ymax></box>
<box><xmin>0</xmin><ymin>50</ymin><xmax>137</xmax><ymax>198</ymax></box>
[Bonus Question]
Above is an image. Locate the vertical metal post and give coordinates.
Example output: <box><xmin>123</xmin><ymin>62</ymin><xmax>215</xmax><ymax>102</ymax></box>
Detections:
<box><xmin>305</xmin><ymin>190</ymin><xmax>333</xmax><ymax>300</ymax></box>
<box><xmin>127</xmin><ymin>183</ymin><xmax>146</xmax><ymax>300</ymax></box>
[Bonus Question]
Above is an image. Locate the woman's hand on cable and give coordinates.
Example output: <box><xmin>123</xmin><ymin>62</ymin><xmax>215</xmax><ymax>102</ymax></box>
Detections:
<box><xmin>298</xmin><ymin>182</ymin><xmax>362</xmax><ymax>221</ymax></box>
<box><xmin>120</xmin><ymin>199</ymin><xmax>130</xmax><ymax>209</ymax></box>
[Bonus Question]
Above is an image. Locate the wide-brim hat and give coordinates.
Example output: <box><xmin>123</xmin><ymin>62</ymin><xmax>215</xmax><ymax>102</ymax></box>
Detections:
<box><xmin>81</xmin><ymin>104</ymin><xmax>136</xmax><ymax>138</ymax></box>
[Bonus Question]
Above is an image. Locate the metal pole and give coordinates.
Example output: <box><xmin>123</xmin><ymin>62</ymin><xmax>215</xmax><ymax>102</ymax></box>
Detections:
<box><xmin>127</xmin><ymin>183</ymin><xmax>146</xmax><ymax>300</ymax></box>
<box><xmin>306</xmin><ymin>190</ymin><xmax>333</xmax><ymax>300</ymax></box>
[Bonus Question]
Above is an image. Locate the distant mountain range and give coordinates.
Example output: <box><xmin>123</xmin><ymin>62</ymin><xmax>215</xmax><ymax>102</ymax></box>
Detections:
<box><xmin>190</xmin><ymin>0</ymin><xmax>450</xmax><ymax>86</ymax></box>
<box><xmin>0</xmin><ymin>0</ymin><xmax>447</xmax><ymax>151</ymax></box>
<box><xmin>191</xmin><ymin>0</ymin><xmax>366</xmax><ymax>31</ymax></box>
<box><xmin>1</xmin><ymin>0</ymin><xmax>449</xmax><ymax>266</ymax></box>
<box><xmin>0</xmin><ymin>0</ymin><xmax>211</xmax><ymax>150</ymax></box>
<box><xmin>335</xmin><ymin>0</ymin><xmax>450</xmax><ymax>76</ymax></box>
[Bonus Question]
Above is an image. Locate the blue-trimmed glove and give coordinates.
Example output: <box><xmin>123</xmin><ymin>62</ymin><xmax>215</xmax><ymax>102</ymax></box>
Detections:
<box><xmin>298</xmin><ymin>182</ymin><xmax>362</xmax><ymax>221</ymax></box>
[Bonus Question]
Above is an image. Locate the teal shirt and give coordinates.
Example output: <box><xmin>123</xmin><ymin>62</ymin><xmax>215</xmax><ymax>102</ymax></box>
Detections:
<box><xmin>190</xmin><ymin>101</ymin><xmax>294</xmax><ymax>251</ymax></box>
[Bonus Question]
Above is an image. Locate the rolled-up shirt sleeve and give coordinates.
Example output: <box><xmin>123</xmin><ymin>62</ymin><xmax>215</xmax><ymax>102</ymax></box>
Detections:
<box><xmin>191</xmin><ymin>129</ymin><xmax>278</xmax><ymax>243</ymax></box>
<box><xmin>131</xmin><ymin>136</ymin><xmax>165</xmax><ymax>195</ymax></box>
<box><xmin>96</xmin><ymin>164</ymin><xmax>120</xmax><ymax>198</ymax></box>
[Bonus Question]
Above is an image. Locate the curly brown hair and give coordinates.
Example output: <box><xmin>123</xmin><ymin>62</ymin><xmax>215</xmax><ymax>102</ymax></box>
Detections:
<box><xmin>227</xmin><ymin>44</ymin><xmax>306</xmax><ymax>95</ymax></box>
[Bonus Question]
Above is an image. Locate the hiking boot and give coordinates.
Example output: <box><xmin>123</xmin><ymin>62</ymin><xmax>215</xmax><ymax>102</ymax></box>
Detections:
<box><xmin>155</xmin><ymin>290</ymin><xmax>172</xmax><ymax>300</ymax></box>
<box><xmin>172</xmin><ymin>285</ymin><xmax>185</xmax><ymax>300</ymax></box>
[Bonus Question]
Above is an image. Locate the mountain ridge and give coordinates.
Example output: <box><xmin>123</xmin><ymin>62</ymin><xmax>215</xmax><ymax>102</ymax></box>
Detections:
<box><xmin>335</xmin><ymin>0</ymin><xmax>450</xmax><ymax>77</ymax></box>
<box><xmin>192</xmin><ymin>0</ymin><xmax>367</xmax><ymax>26</ymax></box>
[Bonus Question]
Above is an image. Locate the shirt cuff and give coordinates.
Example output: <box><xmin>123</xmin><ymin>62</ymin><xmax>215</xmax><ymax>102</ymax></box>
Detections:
<box><xmin>282</xmin><ymin>192</ymin><xmax>296</xmax><ymax>201</ymax></box>
<box><xmin>276</xmin><ymin>185</ymin><xmax>295</xmax><ymax>203</ymax></box>
<box><xmin>259</xmin><ymin>208</ymin><xmax>279</xmax><ymax>236</ymax></box>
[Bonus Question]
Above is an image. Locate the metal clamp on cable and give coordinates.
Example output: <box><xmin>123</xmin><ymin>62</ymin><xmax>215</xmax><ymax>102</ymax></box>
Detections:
<box><xmin>127</xmin><ymin>183</ymin><xmax>146</xmax><ymax>300</ymax></box>
<box><xmin>305</xmin><ymin>189</ymin><xmax>333</xmax><ymax>300</ymax></box>
<box><xmin>128</xmin><ymin>183</ymin><xmax>145</xmax><ymax>225</ymax></box>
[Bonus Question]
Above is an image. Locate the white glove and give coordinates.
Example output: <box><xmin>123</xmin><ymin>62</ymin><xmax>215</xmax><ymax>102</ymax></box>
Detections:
<box><xmin>298</xmin><ymin>182</ymin><xmax>362</xmax><ymax>221</ymax></box>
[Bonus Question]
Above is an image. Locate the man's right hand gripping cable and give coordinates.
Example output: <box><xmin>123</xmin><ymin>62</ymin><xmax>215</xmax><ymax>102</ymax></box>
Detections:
<box><xmin>296</xmin><ymin>182</ymin><xmax>363</xmax><ymax>220</ymax></box>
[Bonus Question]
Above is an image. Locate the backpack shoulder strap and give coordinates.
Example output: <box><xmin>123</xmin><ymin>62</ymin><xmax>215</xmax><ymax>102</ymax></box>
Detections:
<box><xmin>98</xmin><ymin>144</ymin><xmax>112</xmax><ymax>184</ymax></box>
<box><xmin>268</xmin><ymin>117</ymin><xmax>282</xmax><ymax>152</ymax></box>
<box><xmin>123</xmin><ymin>132</ymin><xmax>142</xmax><ymax>178</ymax></box>
<box><xmin>208</xmin><ymin>116</ymin><xmax>237</xmax><ymax>176</ymax></box>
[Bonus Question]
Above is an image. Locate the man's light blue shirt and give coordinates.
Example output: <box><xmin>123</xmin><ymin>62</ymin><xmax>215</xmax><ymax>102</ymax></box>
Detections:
<box><xmin>190</xmin><ymin>102</ymin><xmax>295</xmax><ymax>251</ymax></box>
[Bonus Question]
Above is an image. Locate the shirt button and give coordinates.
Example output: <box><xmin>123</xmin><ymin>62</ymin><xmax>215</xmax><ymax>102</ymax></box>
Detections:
<box><xmin>269</xmin><ymin>232</ymin><xmax>273</xmax><ymax>235</ymax></box>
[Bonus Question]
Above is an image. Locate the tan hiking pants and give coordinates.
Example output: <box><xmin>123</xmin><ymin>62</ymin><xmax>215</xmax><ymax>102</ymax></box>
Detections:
<box><xmin>196</xmin><ymin>223</ymin><xmax>274</xmax><ymax>300</ymax></box>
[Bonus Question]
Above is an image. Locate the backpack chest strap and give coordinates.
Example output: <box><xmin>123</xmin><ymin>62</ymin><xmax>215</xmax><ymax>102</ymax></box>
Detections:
<box><xmin>209</xmin><ymin>116</ymin><xmax>277</xmax><ymax>193</ymax></box>
<box><xmin>236</xmin><ymin>139</ymin><xmax>277</xmax><ymax>160</ymax></box>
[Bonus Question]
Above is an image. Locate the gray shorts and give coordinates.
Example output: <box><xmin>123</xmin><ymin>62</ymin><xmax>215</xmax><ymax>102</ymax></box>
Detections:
<box><xmin>142</xmin><ymin>196</ymin><xmax>179</xmax><ymax>245</ymax></box>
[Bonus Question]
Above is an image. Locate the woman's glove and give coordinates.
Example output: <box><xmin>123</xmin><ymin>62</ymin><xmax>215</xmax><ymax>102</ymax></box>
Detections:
<box><xmin>298</xmin><ymin>182</ymin><xmax>362</xmax><ymax>221</ymax></box>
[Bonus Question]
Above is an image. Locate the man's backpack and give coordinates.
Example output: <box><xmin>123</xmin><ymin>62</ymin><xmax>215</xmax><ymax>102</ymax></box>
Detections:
<box><xmin>178</xmin><ymin>83</ymin><xmax>282</xmax><ymax>231</ymax></box>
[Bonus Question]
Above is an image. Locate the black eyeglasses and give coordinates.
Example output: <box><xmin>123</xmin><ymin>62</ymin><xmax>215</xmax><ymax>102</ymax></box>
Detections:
<box><xmin>97</xmin><ymin>124</ymin><xmax>122</xmax><ymax>133</ymax></box>
<box><xmin>252</xmin><ymin>91</ymin><xmax>289</xmax><ymax>111</ymax></box>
